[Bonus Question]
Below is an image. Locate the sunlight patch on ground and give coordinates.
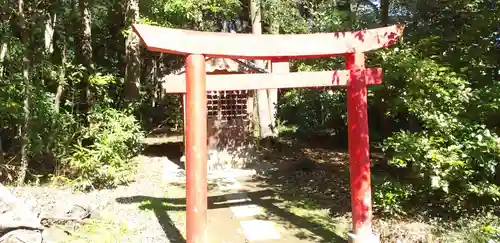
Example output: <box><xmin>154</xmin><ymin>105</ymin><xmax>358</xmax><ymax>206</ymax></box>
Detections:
<box><xmin>240</xmin><ymin>219</ymin><xmax>282</xmax><ymax>241</ymax></box>
<box><xmin>230</xmin><ymin>204</ymin><xmax>264</xmax><ymax>218</ymax></box>
<box><xmin>291</xmin><ymin>206</ymin><xmax>349</xmax><ymax>236</ymax></box>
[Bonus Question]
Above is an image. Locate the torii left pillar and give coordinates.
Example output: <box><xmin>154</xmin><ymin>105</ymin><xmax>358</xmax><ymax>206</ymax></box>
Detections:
<box><xmin>346</xmin><ymin>52</ymin><xmax>378</xmax><ymax>243</ymax></box>
<box><xmin>185</xmin><ymin>54</ymin><xmax>208</xmax><ymax>243</ymax></box>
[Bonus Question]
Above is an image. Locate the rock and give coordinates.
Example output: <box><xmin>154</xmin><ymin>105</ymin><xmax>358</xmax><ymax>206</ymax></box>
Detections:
<box><xmin>0</xmin><ymin>229</ymin><xmax>42</xmax><ymax>243</ymax></box>
<box><xmin>41</xmin><ymin>228</ymin><xmax>68</xmax><ymax>243</ymax></box>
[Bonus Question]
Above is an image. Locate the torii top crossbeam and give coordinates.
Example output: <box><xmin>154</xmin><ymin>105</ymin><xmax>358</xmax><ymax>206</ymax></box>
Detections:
<box><xmin>132</xmin><ymin>24</ymin><xmax>403</xmax><ymax>60</ymax></box>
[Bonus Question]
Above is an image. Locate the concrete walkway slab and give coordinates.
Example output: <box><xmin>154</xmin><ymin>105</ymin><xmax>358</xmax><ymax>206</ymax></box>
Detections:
<box><xmin>240</xmin><ymin>219</ymin><xmax>281</xmax><ymax>242</ymax></box>
<box><xmin>230</xmin><ymin>204</ymin><xmax>264</xmax><ymax>218</ymax></box>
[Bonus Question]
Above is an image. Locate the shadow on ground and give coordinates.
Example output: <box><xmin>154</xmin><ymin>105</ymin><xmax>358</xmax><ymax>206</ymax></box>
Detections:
<box><xmin>116</xmin><ymin>189</ymin><xmax>347</xmax><ymax>243</ymax></box>
<box><xmin>116</xmin><ymin>196</ymin><xmax>186</xmax><ymax>243</ymax></box>
<box><xmin>127</xmin><ymin>137</ymin><xmax>380</xmax><ymax>242</ymax></box>
<box><xmin>250</xmin><ymin>138</ymin><xmax>354</xmax><ymax>215</ymax></box>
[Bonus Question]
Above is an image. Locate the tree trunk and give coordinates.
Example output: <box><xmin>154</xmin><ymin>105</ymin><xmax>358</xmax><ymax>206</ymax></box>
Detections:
<box><xmin>0</xmin><ymin>136</ymin><xmax>4</xmax><ymax>165</ymax></box>
<box><xmin>78</xmin><ymin>0</ymin><xmax>92</xmax><ymax>123</ymax></box>
<box><xmin>55</xmin><ymin>44</ymin><xmax>66</xmax><ymax>114</ymax></box>
<box><xmin>53</xmin><ymin>0</ymin><xmax>66</xmax><ymax>115</ymax></box>
<box><xmin>349</xmin><ymin>0</ymin><xmax>359</xmax><ymax>25</ymax></box>
<box><xmin>124</xmin><ymin>0</ymin><xmax>140</xmax><ymax>101</ymax></box>
<box><xmin>267</xmin><ymin>10</ymin><xmax>281</xmax><ymax>137</ymax></box>
<box><xmin>45</xmin><ymin>44</ymin><xmax>66</xmax><ymax>156</ymax></box>
<box><xmin>0</xmin><ymin>42</ymin><xmax>7</xmax><ymax>78</ymax></box>
<box><xmin>44</xmin><ymin>12</ymin><xmax>56</xmax><ymax>54</ymax></box>
<box><xmin>19</xmin><ymin>51</ymin><xmax>30</xmax><ymax>187</ymax></box>
<box><xmin>381</xmin><ymin>0</ymin><xmax>389</xmax><ymax>26</ymax></box>
<box><xmin>249</xmin><ymin>0</ymin><xmax>273</xmax><ymax>138</ymax></box>
<box><xmin>376</xmin><ymin>0</ymin><xmax>391</xmax><ymax>137</ymax></box>
<box><xmin>17</xmin><ymin>0</ymin><xmax>30</xmax><ymax>186</ymax></box>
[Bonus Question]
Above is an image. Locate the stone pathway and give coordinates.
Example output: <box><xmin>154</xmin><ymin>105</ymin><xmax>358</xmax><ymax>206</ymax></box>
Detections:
<box><xmin>162</xmin><ymin>158</ymin><xmax>313</xmax><ymax>242</ymax></box>
<box><xmin>216</xmin><ymin>175</ymin><xmax>283</xmax><ymax>242</ymax></box>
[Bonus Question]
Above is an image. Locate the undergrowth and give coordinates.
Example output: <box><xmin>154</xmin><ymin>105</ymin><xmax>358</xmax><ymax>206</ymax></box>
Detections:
<box><xmin>56</xmin><ymin>106</ymin><xmax>144</xmax><ymax>190</ymax></box>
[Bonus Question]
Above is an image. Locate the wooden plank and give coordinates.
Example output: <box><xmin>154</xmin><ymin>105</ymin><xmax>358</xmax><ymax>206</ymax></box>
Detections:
<box><xmin>132</xmin><ymin>24</ymin><xmax>404</xmax><ymax>60</ymax></box>
<box><xmin>162</xmin><ymin>68</ymin><xmax>382</xmax><ymax>93</ymax></box>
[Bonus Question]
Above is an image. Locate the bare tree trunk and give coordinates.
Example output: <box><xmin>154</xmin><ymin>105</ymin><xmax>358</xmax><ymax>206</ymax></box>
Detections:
<box><xmin>0</xmin><ymin>136</ymin><xmax>4</xmax><ymax>165</ymax></box>
<box><xmin>267</xmin><ymin>10</ymin><xmax>282</xmax><ymax>137</ymax></box>
<box><xmin>250</xmin><ymin>0</ymin><xmax>273</xmax><ymax>138</ymax></box>
<box><xmin>17</xmin><ymin>0</ymin><xmax>30</xmax><ymax>186</ymax></box>
<box><xmin>78</xmin><ymin>0</ymin><xmax>92</xmax><ymax>122</ymax></box>
<box><xmin>0</xmin><ymin>0</ymin><xmax>9</xmax><ymax>79</ymax></box>
<box><xmin>381</xmin><ymin>0</ymin><xmax>389</xmax><ymax>26</ymax></box>
<box><xmin>54</xmin><ymin>44</ymin><xmax>66</xmax><ymax>113</ymax></box>
<box><xmin>47</xmin><ymin>45</ymin><xmax>66</xmax><ymax>157</ymax></box>
<box><xmin>0</xmin><ymin>42</ymin><xmax>6</xmax><ymax>78</ymax></box>
<box><xmin>44</xmin><ymin>12</ymin><xmax>56</xmax><ymax>54</ymax></box>
<box><xmin>124</xmin><ymin>0</ymin><xmax>140</xmax><ymax>101</ymax></box>
<box><xmin>349</xmin><ymin>0</ymin><xmax>359</xmax><ymax>24</ymax></box>
<box><xmin>19</xmin><ymin>54</ymin><xmax>30</xmax><ymax>186</ymax></box>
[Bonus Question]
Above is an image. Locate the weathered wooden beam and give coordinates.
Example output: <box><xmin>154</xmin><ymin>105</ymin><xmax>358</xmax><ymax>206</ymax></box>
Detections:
<box><xmin>162</xmin><ymin>68</ymin><xmax>382</xmax><ymax>93</ymax></box>
<box><xmin>133</xmin><ymin>24</ymin><xmax>404</xmax><ymax>60</ymax></box>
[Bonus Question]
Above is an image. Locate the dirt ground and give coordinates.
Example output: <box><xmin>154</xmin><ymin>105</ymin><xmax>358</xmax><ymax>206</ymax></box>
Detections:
<box><xmin>5</xmin><ymin>134</ymin><xmax>485</xmax><ymax>242</ymax></box>
<box><xmin>148</xmin><ymin>135</ymin><xmax>455</xmax><ymax>243</ymax></box>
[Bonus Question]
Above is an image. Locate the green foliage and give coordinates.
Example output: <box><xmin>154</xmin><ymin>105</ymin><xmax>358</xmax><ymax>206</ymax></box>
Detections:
<box><xmin>267</xmin><ymin>0</ymin><xmax>500</xmax><ymax>217</ymax></box>
<box><xmin>61</xmin><ymin>106</ymin><xmax>144</xmax><ymax>190</ymax></box>
<box><xmin>0</xmin><ymin>0</ymin><xmax>498</xmax><ymax>235</ymax></box>
<box><xmin>261</xmin><ymin>0</ymin><xmax>309</xmax><ymax>33</ymax></box>
<box><xmin>141</xmin><ymin>0</ymin><xmax>241</xmax><ymax>30</ymax></box>
<box><xmin>278</xmin><ymin>88</ymin><xmax>347</xmax><ymax>138</ymax></box>
<box><xmin>278</xmin><ymin>57</ymin><xmax>347</xmax><ymax>138</ymax></box>
<box><xmin>440</xmin><ymin>214</ymin><xmax>500</xmax><ymax>243</ymax></box>
<box><xmin>373</xmin><ymin>177</ymin><xmax>414</xmax><ymax>216</ymax></box>
<box><xmin>28</xmin><ymin>87</ymin><xmax>78</xmax><ymax>159</ymax></box>
<box><xmin>378</xmin><ymin>43</ymin><xmax>500</xmax><ymax>213</ymax></box>
<box><xmin>384</xmin><ymin>126</ymin><xmax>500</xmax><ymax>211</ymax></box>
<box><xmin>61</xmin><ymin>215</ymin><xmax>134</xmax><ymax>243</ymax></box>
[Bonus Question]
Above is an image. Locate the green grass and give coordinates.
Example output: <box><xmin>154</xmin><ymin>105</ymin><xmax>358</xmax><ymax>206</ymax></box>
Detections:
<box><xmin>276</xmin><ymin>196</ymin><xmax>500</xmax><ymax>243</ymax></box>
<box><xmin>60</xmin><ymin>214</ymin><xmax>134</xmax><ymax>243</ymax></box>
<box><xmin>438</xmin><ymin>214</ymin><xmax>500</xmax><ymax>242</ymax></box>
<box><xmin>286</xmin><ymin>205</ymin><xmax>350</xmax><ymax>240</ymax></box>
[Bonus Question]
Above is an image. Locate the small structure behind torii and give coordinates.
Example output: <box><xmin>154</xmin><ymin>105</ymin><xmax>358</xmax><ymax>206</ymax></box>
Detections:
<box><xmin>163</xmin><ymin>57</ymin><xmax>272</xmax><ymax>170</ymax></box>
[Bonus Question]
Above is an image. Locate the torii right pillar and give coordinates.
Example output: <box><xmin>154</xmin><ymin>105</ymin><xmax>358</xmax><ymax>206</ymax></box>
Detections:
<box><xmin>346</xmin><ymin>52</ymin><xmax>378</xmax><ymax>243</ymax></box>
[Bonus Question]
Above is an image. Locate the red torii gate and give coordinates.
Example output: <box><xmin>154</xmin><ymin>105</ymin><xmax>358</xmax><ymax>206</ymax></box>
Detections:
<box><xmin>132</xmin><ymin>24</ymin><xmax>403</xmax><ymax>243</ymax></box>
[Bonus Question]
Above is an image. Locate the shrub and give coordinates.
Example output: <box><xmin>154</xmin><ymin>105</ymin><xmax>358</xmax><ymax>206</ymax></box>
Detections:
<box><xmin>373</xmin><ymin>176</ymin><xmax>414</xmax><ymax>216</ymax></box>
<box><xmin>29</xmin><ymin>87</ymin><xmax>79</xmax><ymax>162</ymax></box>
<box><xmin>277</xmin><ymin>88</ymin><xmax>347</xmax><ymax>138</ymax></box>
<box><xmin>378</xmin><ymin>44</ymin><xmax>500</xmax><ymax>214</ymax></box>
<box><xmin>383</xmin><ymin>125</ymin><xmax>500</xmax><ymax>213</ymax></box>
<box><xmin>61</xmin><ymin>106</ymin><xmax>144</xmax><ymax>190</ymax></box>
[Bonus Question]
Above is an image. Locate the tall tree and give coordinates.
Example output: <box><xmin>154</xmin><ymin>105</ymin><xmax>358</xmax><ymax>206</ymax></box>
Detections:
<box><xmin>78</xmin><ymin>0</ymin><xmax>92</xmax><ymax>122</ymax></box>
<box><xmin>380</xmin><ymin>0</ymin><xmax>389</xmax><ymax>26</ymax></box>
<box><xmin>17</xmin><ymin>0</ymin><xmax>30</xmax><ymax>185</ymax></box>
<box><xmin>267</xmin><ymin>1</ymin><xmax>283</xmax><ymax>137</ymax></box>
<box><xmin>44</xmin><ymin>2</ymin><xmax>56</xmax><ymax>54</ymax></box>
<box><xmin>250</xmin><ymin>0</ymin><xmax>273</xmax><ymax>138</ymax></box>
<box><xmin>0</xmin><ymin>41</ymin><xmax>6</xmax><ymax>78</ymax></box>
<box><xmin>124</xmin><ymin>0</ymin><xmax>141</xmax><ymax>101</ymax></box>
